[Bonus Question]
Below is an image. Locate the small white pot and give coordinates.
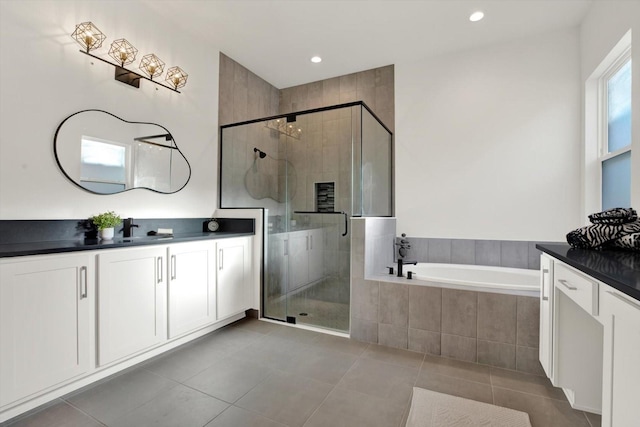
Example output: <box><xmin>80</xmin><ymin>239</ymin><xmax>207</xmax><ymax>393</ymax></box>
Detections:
<box><xmin>99</xmin><ymin>227</ymin><xmax>115</xmax><ymax>240</ymax></box>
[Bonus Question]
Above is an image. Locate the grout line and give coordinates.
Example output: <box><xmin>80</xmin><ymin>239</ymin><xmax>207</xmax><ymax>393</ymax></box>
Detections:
<box><xmin>491</xmin><ymin>385</ymin><xmax>572</xmax><ymax>403</ymax></box>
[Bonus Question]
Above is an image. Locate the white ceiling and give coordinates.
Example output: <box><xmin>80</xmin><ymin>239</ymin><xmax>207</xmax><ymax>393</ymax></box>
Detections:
<box><xmin>142</xmin><ymin>0</ymin><xmax>593</xmax><ymax>89</ymax></box>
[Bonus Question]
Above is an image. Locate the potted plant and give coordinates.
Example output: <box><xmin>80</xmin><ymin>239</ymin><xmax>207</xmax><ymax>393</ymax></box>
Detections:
<box><xmin>90</xmin><ymin>211</ymin><xmax>122</xmax><ymax>240</ymax></box>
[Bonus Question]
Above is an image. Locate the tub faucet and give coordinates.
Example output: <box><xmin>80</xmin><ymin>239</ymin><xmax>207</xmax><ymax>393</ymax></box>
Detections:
<box><xmin>397</xmin><ymin>258</ymin><xmax>417</xmax><ymax>278</ymax></box>
<box><xmin>122</xmin><ymin>218</ymin><xmax>139</xmax><ymax>237</ymax></box>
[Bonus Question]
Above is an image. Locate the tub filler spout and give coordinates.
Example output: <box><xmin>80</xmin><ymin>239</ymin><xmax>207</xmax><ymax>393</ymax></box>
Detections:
<box><xmin>397</xmin><ymin>258</ymin><xmax>417</xmax><ymax>278</ymax></box>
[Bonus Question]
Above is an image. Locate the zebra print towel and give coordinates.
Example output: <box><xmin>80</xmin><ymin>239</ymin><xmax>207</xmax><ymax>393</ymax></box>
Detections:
<box><xmin>566</xmin><ymin>216</ymin><xmax>640</xmax><ymax>251</ymax></box>
<box><xmin>588</xmin><ymin>207</ymin><xmax>638</xmax><ymax>225</ymax></box>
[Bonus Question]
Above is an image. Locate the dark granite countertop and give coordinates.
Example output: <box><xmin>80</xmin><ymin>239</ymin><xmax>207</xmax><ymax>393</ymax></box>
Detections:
<box><xmin>536</xmin><ymin>243</ymin><xmax>640</xmax><ymax>302</ymax></box>
<box><xmin>0</xmin><ymin>232</ymin><xmax>254</xmax><ymax>258</ymax></box>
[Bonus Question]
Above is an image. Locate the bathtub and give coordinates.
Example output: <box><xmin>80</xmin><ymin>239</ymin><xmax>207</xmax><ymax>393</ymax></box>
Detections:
<box><xmin>381</xmin><ymin>263</ymin><xmax>540</xmax><ymax>297</ymax></box>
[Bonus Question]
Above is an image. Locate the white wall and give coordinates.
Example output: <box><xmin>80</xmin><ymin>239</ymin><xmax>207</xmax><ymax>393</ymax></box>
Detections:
<box><xmin>580</xmin><ymin>0</ymin><xmax>640</xmax><ymax>217</ymax></box>
<box><xmin>395</xmin><ymin>29</ymin><xmax>581</xmax><ymax>241</ymax></box>
<box><xmin>0</xmin><ymin>0</ymin><xmax>220</xmax><ymax>219</ymax></box>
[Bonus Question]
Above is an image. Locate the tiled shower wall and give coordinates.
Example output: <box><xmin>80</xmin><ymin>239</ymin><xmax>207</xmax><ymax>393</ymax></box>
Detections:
<box><xmin>398</xmin><ymin>237</ymin><xmax>560</xmax><ymax>271</ymax></box>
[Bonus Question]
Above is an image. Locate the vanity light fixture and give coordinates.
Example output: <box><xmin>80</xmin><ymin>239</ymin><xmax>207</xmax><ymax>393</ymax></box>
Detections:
<box><xmin>139</xmin><ymin>53</ymin><xmax>165</xmax><ymax>80</ymax></box>
<box><xmin>165</xmin><ymin>66</ymin><xmax>188</xmax><ymax>90</ymax></box>
<box><xmin>71</xmin><ymin>22</ymin><xmax>106</xmax><ymax>53</ymax></box>
<box><xmin>70</xmin><ymin>22</ymin><xmax>187</xmax><ymax>93</ymax></box>
<box><xmin>469</xmin><ymin>11</ymin><xmax>484</xmax><ymax>22</ymax></box>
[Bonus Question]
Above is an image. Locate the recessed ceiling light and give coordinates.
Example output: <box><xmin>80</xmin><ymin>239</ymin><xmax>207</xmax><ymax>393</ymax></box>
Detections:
<box><xmin>310</xmin><ymin>56</ymin><xmax>322</xmax><ymax>63</ymax></box>
<box><xmin>469</xmin><ymin>11</ymin><xmax>484</xmax><ymax>22</ymax></box>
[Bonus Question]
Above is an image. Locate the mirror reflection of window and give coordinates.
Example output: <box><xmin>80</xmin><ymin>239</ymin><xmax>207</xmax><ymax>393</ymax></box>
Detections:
<box><xmin>80</xmin><ymin>137</ymin><xmax>129</xmax><ymax>194</ymax></box>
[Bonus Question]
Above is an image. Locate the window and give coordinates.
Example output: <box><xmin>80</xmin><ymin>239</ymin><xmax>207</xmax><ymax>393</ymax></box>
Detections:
<box><xmin>599</xmin><ymin>52</ymin><xmax>632</xmax><ymax>210</ymax></box>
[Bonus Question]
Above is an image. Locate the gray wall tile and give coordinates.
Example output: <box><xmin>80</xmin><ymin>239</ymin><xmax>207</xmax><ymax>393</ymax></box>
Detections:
<box><xmin>528</xmin><ymin>242</ymin><xmax>542</xmax><ymax>270</ymax></box>
<box><xmin>477</xmin><ymin>340</ymin><xmax>516</xmax><ymax>370</ymax></box>
<box><xmin>351</xmin><ymin>318</ymin><xmax>378</xmax><ymax>343</ymax></box>
<box><xmin>441</xmin><ymin>289</ymin><xmax>477</xmax><ymax>338</ymax></box>
<box><xmin>379</xmin><ymin>323</ymin><xmax>408</xmax><ymax>349</ymax></box>
<box><xmin>475</xmin><ymin>240</ymin><xmax>501</xmax><ymax>266</ymax></box>
<box><xmin>427</xmin><ymin>239</ymin><xmax>451</xmax><ymax>263</ymax></box>
<box><xmin>441</xmin><ymin>334</ymin><xmax>477</xmax><ymax>363</ymax></box>
<box><xmin>379</xmin><ymin>283</ymin><xmax>408</xmax><ymax>327</ymax></box>
<box><xmin>477</xmin><ymin>293</ymin><xmax>517</xmax><ymax>344</ymax></box>
<box><xmin>501</xmin><ymin>241</ymin><xmax>529</xmax><ymax>269</ymax></box>
<box><xmin>408</xmin><ymin>286</ymin><xmax>441</xmax><ymax>332</ymax></box>
<box><xmin>516</xmin><ymin>346</ymin><xmax>546</xmax><ymax>376</ymax></box>
<box><xmin>451</xmin><ymin>239</ymin><xmax>475</xmax><ymax>265</ymax></box>
<box><xmin>351</xmin><ymin>279</ymin><xmax>379</xmax><ymax>322</ymax></box>
<box><xmin>408</xmin><ymin>329</ymin><xmax>441</xmax><ymax>355</ymax></box>
<box><xmin>517</xmin><ymin>296</ymin><xmax>540</xmax><ymax>348</ymax></box>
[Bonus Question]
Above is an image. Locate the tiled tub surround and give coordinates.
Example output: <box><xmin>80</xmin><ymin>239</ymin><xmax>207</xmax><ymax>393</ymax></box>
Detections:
<box><xmin>351</xmin><ymin>280</ymin><xmax>543</xmax><ymax>376</ymax></box>
<box><xmin>351</xmin><ymin>218</ymin><xmax>544</xmax><ymax>376</ymax></box>
<box><xmin>397</xmin><ymin>237</ymin><xmax>563</xmax><ymax>271</ymax></box>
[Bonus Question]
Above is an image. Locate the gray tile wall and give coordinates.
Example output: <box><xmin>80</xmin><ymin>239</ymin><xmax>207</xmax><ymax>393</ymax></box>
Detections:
<box><xmin>353</xmin><ymin>218</ymin><xmax>545</xmax><ymax>376</ymax></box>
<box><xmin>399</xmin><ymin>237</ymin><xmax>562</xmax><ymax>270</ymax></box>
<box><xmin>350</xmin><ymin>278</ymin><xmax>543</xmax><ymax>376</ymax></box>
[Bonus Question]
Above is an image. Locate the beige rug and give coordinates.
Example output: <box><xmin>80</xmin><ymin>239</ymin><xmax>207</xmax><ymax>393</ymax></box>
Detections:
<box><xmin>405</xmin><ymin>388</ymin><xmax>532</xmax><ymax>427</ymax></box>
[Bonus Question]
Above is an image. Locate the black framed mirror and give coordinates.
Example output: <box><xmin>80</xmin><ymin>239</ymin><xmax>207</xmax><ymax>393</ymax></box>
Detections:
<box><xmin>54</xmin><ymin>109</ymin><xmax>191</xmax><ymax>194</ymax></box>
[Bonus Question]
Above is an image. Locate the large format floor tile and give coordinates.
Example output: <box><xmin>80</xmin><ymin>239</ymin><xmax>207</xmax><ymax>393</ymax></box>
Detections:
<box><xmin>235</xmin><ymin>371</ymin><xmax>333</xmax><ymax>427</ymax></box>
<box><xmin>8</xmin><ymin>318</ymin><xmax>598</xmax><ymax>427</ymax></box>
<box><xmin>184</xmin><ymin>356</ymin><xmax>273</xmax><ymax>403</ymax></box>
<box><xmin>303</xmin><ymin>387</ymin><xmax>406</xmax><ymax>427</ymax></box>
<box><xmin>6</xmin><ymin>400</ymin><xmax>102</xmax><ymax>427</ymax></box>
<box><xmin>108</xmin><ymin>384</ymin><xmax>228</xmax><ymax>427</ymax></box>
<box><xmin>64</xmin><ymin>369</ymin><xmax>177</xmax><ymax>425</ymax></box>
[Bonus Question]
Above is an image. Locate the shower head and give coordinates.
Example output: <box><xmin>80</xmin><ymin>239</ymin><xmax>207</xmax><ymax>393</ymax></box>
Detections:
<box><xmin>253</xmin><ymin>147</ymin><xmax>267</xmax><ymax>159</ymax></box>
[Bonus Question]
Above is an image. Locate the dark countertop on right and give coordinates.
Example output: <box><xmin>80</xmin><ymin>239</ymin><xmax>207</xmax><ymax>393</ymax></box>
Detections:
<box><xmin>536</xmin><ymin>243</ymin><xmax>640</xmax><ymax>302</ymax></box>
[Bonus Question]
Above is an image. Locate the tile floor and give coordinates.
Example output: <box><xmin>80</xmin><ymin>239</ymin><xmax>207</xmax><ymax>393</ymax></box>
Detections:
<box><xmin>4</xmin><ymin>318</ymin><xmax>600</xmax><ymax>427</ymax></box>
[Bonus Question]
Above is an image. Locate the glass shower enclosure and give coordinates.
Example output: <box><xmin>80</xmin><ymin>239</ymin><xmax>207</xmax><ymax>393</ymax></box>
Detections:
<box><xmin>219</xmin><ymin>102</ymin><xmax>392</xmax><ymax>333</ymax></box>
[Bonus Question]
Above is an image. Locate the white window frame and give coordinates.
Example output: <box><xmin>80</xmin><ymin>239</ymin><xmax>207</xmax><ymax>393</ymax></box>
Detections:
<box><xmin>584</xmin><ymin>30</ymin><xmax>632</xmax><ymax>219</ymax></box>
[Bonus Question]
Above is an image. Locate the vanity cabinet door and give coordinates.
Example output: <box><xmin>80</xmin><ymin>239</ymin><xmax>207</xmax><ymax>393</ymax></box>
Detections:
<box><xmin>307</xmin><ymin>228</ymin><xmax>324</xmax><ymax>284</ymax></box>
<box><xmin>167</xmin><ymin>241</ymin><xmax>216</xmax><ymax>338</ymax></box>
<box><xmin>539</xmin><ymin>254</ymin><xmax>554</xmax><ymax>381</ymax></box>
<box><xmin>0</xmin><ymin>253</ymin><xmax>92</xmax><ymax>407</ymax></box>
<box><xmin>601</xmin><ymin>288</ymin><xmax>640</xmax><ymax>427</ymax></box>
<box><xmin>288</xmin><ymin>231</ymin><xmax>309</xmax><ymax>291</ymax></box>
<box><xmin>97</xmin><ymin>246</ymin><xmax>166</xmax><ymax>366</ymax></box>
<box><xmin>216</xmin><ymin>237</ymin><xmax>251</xmax><ymax>320</ymax></box>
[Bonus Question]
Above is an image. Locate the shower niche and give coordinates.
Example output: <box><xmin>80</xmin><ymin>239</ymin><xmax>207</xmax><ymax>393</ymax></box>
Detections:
<box><xmin>219</xmin><ymin>101</ymin><xmax>392</xmax><ymax>333</ymax></box>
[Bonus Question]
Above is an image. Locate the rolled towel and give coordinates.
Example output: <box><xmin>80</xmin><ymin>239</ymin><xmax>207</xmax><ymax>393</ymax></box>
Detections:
<box><xmin>589</xmin><ymin>207</ymin><xmax>637</xmax><ymax>225</ymax></box>
<box><xmin>566</xmin><ymin>219</ymin><xmax>640</xmax><ymax>249</ymax></box>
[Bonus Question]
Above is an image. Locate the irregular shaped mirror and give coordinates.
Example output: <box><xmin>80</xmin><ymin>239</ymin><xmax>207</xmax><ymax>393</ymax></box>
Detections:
<box><xmin>54</xmin><ymin>109</ymin><xmax>191</xmax><ymax>194</ymax></box>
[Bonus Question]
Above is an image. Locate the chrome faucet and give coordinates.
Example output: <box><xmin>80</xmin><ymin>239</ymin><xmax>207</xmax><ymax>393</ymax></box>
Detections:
<box><xmin>122</xmin><ymin>218</ymin><xmax>139</xmax><ymax>237</ymax></box>
<box><xmin>397</xmin><ymin>258</ymin><xmax>417</xmax><ymax>278</ymax></box>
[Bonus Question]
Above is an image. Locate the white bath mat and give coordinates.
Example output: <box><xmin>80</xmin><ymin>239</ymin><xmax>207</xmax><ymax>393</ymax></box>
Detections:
<box><xmin>405</xmin><ymin>387</ymin><xmax>532</xmax><ymax>427</ymax></box>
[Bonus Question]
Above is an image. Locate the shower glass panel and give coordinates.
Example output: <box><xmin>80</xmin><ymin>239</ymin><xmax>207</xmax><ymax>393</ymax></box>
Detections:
<box><xmin>219</xmin><ymin>102</ymin><xmax>392</xmax><ymax>333</ymax></box>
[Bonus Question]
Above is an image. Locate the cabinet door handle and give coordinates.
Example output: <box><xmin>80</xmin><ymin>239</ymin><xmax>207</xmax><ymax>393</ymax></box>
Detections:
<box><xmin>306</xmin><ymin>236</ymin><xmax>309</xmax><ymax>251</ymax></box>
<box><xmin>219</xmin><ymin>249</ymin><xmax>223</xmax><ymax>270</ymax></box>
<box><xmin>171</xmin><ymin>255</ymin><xmax>177</xmax><ymax>280</ymax></box>
<box><xmin>310</xmin><ymin>235</ymin><xmax>313</xmax><ymax>250</ymax></box>
<box><xmin>558</xmin><ymin>279</ymin><xmax>577</xmax><ymax>290</ymax></box>
<box><xmin>157</xmin><ymin>257</ymin><xmax>163</xmax><ymax>283</ymax></box>
<box><xmin>541</xmin><ymin>268</ymin><xmax>549</xmax><ymax>301</ymax></box>
<box><xmin>607</xmin><ymin>291</ymin><xmax>640</xmax><ymax>310</ymax></box>
<box><xmin>284</xmin><ymin>239</ymin><xmax>288</xmax><ymax>256</ymax></box>
<box><xmin>80</xmin><ymin>266</ymin><xmax>88</xmax><ymax>299</ymax></box>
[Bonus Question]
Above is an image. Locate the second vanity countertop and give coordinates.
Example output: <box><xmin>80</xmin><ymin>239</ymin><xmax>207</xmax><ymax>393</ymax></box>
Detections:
<box><xmin>536</xmin><ymin>243</ymin><xmax>640</xmax><ymax>302</ymax></box>
<box><xmin>0</xmin><ymin>231</ymin><xmax>254</xmax><ymax>258</ymax></box>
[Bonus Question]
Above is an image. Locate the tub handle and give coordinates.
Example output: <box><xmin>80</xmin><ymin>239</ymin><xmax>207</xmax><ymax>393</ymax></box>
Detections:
<box><xmin>387</xmin><ymin>267</ymin><xmax>394</xmax><ymax>275</ymax></box>
<box><xmin>407</xmin><ymin>271</ymin><xmax>413</xmax><ymax>280</ymax></box>
<box><xmin>558</xmin><ymin>279</ymin><xmax>577</xmax><ymax>291</ymax></box>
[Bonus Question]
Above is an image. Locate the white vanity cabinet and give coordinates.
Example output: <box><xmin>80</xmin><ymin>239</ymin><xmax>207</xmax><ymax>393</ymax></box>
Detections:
<box><xmin>600</xmin><ymin>288</ymin><xmax>640</xmax><ymax>427</ymax></box>
<box><xmin>0</xmin><ymin>253</ymin><xmax>93</xmax><ymax>407</ymax></box>
<box><xmin>216</xmin><ymin>236</ymin><xmax>252</xmax><ymax>320</ymax></box>
<box><xmin>167</xmin><ymin>241</ymin><xmax>216</xmax><ymax>338</ymax></box>
<box><xmin>539</xmin><ymin>254</ymin><xmax>554</xmax><ymax>381</ymax></box>
<box><xmin>97</xmin><ymin>246</ymin><xmax>167</xmax><ymax>366</ymax></box>
<box><xmin>288</xmin><ymin>228</ymin><xmax>323</xmax><ymax>291</ymax></box>
<box><xmin>552</xmin><ymin>262</ymin><xmax>603</xmax><ymax>413</ymax></box>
